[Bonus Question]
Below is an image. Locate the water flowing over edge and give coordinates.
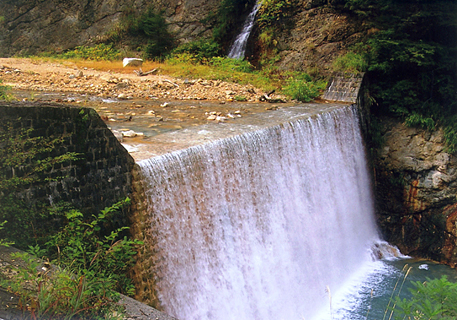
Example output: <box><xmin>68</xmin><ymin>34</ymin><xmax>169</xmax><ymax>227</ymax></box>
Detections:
<box><xmin>138</xmin><ymin>105</ymin><xmax>391</xmax><ymax>320</ymax></box>
<box><xmin>227</xmin><ymin>2</ymin><xmax>261</xmax><ymax>59</ymax></box>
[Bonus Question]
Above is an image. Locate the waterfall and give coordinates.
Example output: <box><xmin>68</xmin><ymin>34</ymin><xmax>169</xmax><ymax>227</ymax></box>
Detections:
<box><xmin>138</xmin><ymin>106</ymin><xmax>382</xmax><ymax>320</ymax></box>
<box><xmin>227</xmin><ymin>2</ymin><xmax>261</xmax><ymax>59</ymax></box>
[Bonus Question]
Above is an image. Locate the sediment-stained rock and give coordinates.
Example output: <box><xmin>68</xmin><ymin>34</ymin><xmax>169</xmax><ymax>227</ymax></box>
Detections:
<box><xmin>375</xmin><ymin>117</ymin><xmax>457</xmax><ymax>265</ymax></box>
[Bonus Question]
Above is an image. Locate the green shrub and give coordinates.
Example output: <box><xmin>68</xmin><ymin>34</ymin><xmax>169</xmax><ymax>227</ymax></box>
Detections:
<box><xmin>256</xmin><ymin>0</ymin><xmax>295</xmax><ymax>65</ymax></box>
<box><xmin>0</xmin><ymin>221</ymin><xmax>12</xmax><ymax>247</ymax></box>
<box><xmin>1</xmin><ymin>200</ymin><xmax>140</xmax><ymax>319</ymax></box>
<box><xmin>257</xmin><ymin>0</ymin><xmax>295</xmax><ymax>29</ymax></box>
<box><xmin>209</xmin><ymin>56</ymin><xmax>254</xmax><ymax>73</ymax></box>
<box><xmin>234</xmin><ymin>95</ymin><xmax>247</xmax><ymax>101</ymax></box>
<box><xmin>0</xmin><ymin>124</ymin><xmax>141</xmax><ymax>318</ymax></box>
<box><xmin>171</xmin><ymin>39</ymin><xmax>221</xmax><ymax>64</ymax></box>
<box><xmin>404</xmin><ymin>113</ymin><xmax>436</xmax><ymax>132</ymax></box>
<box><xmin>444</xmin><ymin>128</ymin><xmax>457</xmax><ymax>154</ymax></box>
<box><xmin>392</xmin><ymin>276</ymin><xmax>457</xmax><ymax>319</ymax></box>
<box><xmin>166</xmin><ymin>53</ymin><xmax>198</xmax><ymax>65</ymax></box>
<box><xmin>127</xmin><ymin>7</ymin><xmax>174</xmax><ymax>59</ymax></box>
<box><xmin>345</xmin><ymin>1</ymin><xmax>457</xmax><ymax>152</ymax></box>
<box><xmin>0</xmin><ymin>80</ymin><xmax>10</xmax><ymax>100</ymax></box>
<box><xmin>0</xmin><ymin>125</ymin><xmax>81</xmax><ymax>249</ymax></box>
<box><xmin>46</xmin><ymin>198</ymin><xmax>142</xmax><ymax>296</ymax></box>
<box><xmin>258</xmin><ymin>27</ymin><xmax>277</xmax><ymax>48</ymax></box>
<box><xmin>283</xmin><ymin>74</ymin><xmax>326</xmax><ymax>102</ymax></box>
<box><xmin>442</xmin><ymin>115</ymin><xmax>457</xmax><ymax>154</ymax></box>
<box><xmin>61</xmin><ymin>44</ymin><xmax>120</xmax><ymax>61</ymax></box>
<box><xmin>333</xmin><ymin>52</ymin><xmax>367</xmax><ymax>73</ymax></box>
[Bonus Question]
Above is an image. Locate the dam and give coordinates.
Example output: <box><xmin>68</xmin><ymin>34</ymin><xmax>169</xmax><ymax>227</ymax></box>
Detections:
<box><xmin>0</xmin><ymin>79</ymin><xmax>411</xmax><ymax>319</ymax></box>
<box><xmin>128</xmin><ymin>102</ymin><xmax>389</xmax><ymax>319</ymax></box>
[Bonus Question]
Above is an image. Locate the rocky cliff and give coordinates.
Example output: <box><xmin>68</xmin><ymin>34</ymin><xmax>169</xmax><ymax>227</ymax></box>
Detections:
<box><xmin>0</xmin><ymin>0</ymin><xmax>219</xmax><ymax>57</ymax></box>
<box><xmin>257</xmin><ymin>0</ymin><xmax>366</xmax><ymax>73</ymax></box>
<box><xmin>0</xmin><ymin>0</ymin><xmax>367</xmax><ymax>74</ymax></box>
<box><xmin>374</xmin><ymin>117</ymin><xmax>457</xmax><ymax>265</ymax></box>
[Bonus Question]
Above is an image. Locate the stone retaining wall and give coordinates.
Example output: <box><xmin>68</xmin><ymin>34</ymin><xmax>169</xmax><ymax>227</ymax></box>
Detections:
<box><xmin>0</xmin><ymin>102</ymin><xmax>134</xmax><ymax>217</ymax></box>
<box><xmin>321</xmin><ymin>73</ymin><xmax>365</xmax><ymax>103</ymax></box>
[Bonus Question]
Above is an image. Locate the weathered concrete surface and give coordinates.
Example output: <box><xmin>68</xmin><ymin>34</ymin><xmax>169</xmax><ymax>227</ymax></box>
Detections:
<box><xmin>125</xmin><ymin>102</ymin><xmax>349</xmax><ymax>161</ymax></box>
<box><xmin>374</xmin><ymin>117</ymin><xmax>457</xmax><ymax>265</ymax></box>
<box><xmin>321</xmin><ymin>73</ymin><xmax>364</xmax><ymax>103</ymax></box>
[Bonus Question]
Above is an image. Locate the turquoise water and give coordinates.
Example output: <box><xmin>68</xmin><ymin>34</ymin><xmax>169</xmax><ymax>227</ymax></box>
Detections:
<box><xmin>320</xmin><ymin>258</ymin><xmax>457</xmax><ymax>320</ymax></box>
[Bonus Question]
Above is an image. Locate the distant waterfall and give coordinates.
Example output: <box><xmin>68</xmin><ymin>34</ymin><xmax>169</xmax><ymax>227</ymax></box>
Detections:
<box><xmin>227</xmin><ymin>2</ymin><xmax>261</xmax><ymax>59</ymax></box>
<box><xmin>138</xmin><ymin>106</ymin><xmax>382</xmax><ymax>320</ymax></box>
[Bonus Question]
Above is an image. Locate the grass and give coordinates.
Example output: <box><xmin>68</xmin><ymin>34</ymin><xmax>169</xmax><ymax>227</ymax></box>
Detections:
<box><xmin>332</xmin><ymin>52</ymin><xmax>367</xmax><ymax>74</ymax></box>
<box><xmin>29</xmin><ymin>41</ymin><xmax>327</xmax><ymax>101</ymax></box>
<box><xmin>0</xmin><ymin>79</ymin><xmax>12</xmax><ymax>100</ymax></box>
<box><xmin>0</xmin><ymin>199</ymin><xmax>140</xmax><ymax>319</ymax></box>
<box><xmin>28</xmin><ymin>41</ymin><xmax>327</xmax><ymax>102</ymax></box>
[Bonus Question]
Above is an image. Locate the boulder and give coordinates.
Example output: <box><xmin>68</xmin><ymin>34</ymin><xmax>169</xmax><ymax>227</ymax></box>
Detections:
<box><xmin>123</xmin><ymin>58</ymin><xmax>143</xmax><ymax>68</ymax></box>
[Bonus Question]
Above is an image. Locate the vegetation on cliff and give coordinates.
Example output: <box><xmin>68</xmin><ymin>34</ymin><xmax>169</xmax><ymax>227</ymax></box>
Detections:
<box><xmin>257</xmin><ymin>0</ymin><xmax>296</xmax><ymax>66</ymax></box>
<box><xmin>342</xmin><ymin>0</ymin><xmax>457</xmax><ymax>152</ymax></box>
<box><xmin>124</xmin><ymin>7</ymin><xmax>174</xmax><ymax>60</ymax></box>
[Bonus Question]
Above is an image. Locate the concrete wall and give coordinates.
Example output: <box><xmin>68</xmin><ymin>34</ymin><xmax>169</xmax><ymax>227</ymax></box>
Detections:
<box><xmin>321</xmin><ymin>73</ymin><xmax>364</xmax><ymax>103</ymax></box>
<box><xmin>0</xmin><ymin>102</ymin><xmax>134</xmax><ymax>217</ymax></box>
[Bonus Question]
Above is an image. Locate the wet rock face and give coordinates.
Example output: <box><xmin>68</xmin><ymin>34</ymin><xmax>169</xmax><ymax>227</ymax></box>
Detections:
<box><xmin>375</xmin><ymin>117</ymin><xmax>457</xmax><ymax>265</ymax></box>
<box><xmin>0</xmin><ymin>0</ymin><xmax>218</xmax><ymax>56</ymax></box>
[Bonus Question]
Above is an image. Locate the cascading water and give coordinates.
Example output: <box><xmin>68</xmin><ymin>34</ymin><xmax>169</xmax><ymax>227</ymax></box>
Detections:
<box><xmin>138</xmin><ymin>106</ymin><xmax>384</xmax><ymax>320</ymax></box>
<box><xmin>227</xmin><ymin>2</ymin><xmax>261</xmax><ymax>59</ymax></box>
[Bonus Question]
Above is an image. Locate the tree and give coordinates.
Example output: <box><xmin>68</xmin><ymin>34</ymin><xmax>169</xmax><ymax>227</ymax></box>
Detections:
<box><xmin>344</xmin><ymin>0</ymin><xmax>457</xmax><ymax>152</ymax></box>
<box><xmin>127</xmin><ymin>7</ymin><xmax>174</xmax><ymax>59</ymax></box>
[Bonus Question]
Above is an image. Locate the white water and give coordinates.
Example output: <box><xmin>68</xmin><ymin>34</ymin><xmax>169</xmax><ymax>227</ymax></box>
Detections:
<box><xmin>227</xmin><ymin>2</ymin><xmax>261</xmax><ymax>59</ymax></box>
<box><xmin>139</xmin><ymin>106</ymin><xmax>383</xmax><ymax>320</ymax></box>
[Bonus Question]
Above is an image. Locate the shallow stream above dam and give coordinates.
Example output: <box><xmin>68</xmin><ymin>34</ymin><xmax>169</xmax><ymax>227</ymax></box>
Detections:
<box><xmin>12</xmin><ymin>89</ymin><xmax>347</xmax><ymax>161</ymax></box>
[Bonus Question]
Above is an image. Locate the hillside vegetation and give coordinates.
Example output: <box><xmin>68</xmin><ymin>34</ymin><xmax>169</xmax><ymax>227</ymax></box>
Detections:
<box><xmin>341</xmin><ymin>0</ymin><xmax>457</xmax><ymax>152</ymax></box>
<box><xmin>87</xmin><ymin>0</ymin><xmax>457</xmax><ymax>151</ymax></box>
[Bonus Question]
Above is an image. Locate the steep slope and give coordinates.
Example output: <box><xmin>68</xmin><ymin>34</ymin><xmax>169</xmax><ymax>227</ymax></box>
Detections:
<box><xmin>0</xmin><ymin>0</ymin><xmax>366</xmax><ymax>73</ymax></box>
<box><xmin>250</xmin><ymin>0</ymin><xmax>366</xmax><ymax>73</ymax></box>
<box><xmin>0</xmin><ymin>0</ymin><xmax>219</xmax><ymax>57</ymax></box>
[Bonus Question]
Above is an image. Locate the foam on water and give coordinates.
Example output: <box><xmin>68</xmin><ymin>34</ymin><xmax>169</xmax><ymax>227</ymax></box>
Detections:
<box><xmin>316</xmin><ymin>243</ymin><xmax>409</xmax><ymax>320</ymax></box>
<box><xmin>139</xmin><ymin>106</ymin><xmax>384</xmax><ymax>320</ymax></box>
